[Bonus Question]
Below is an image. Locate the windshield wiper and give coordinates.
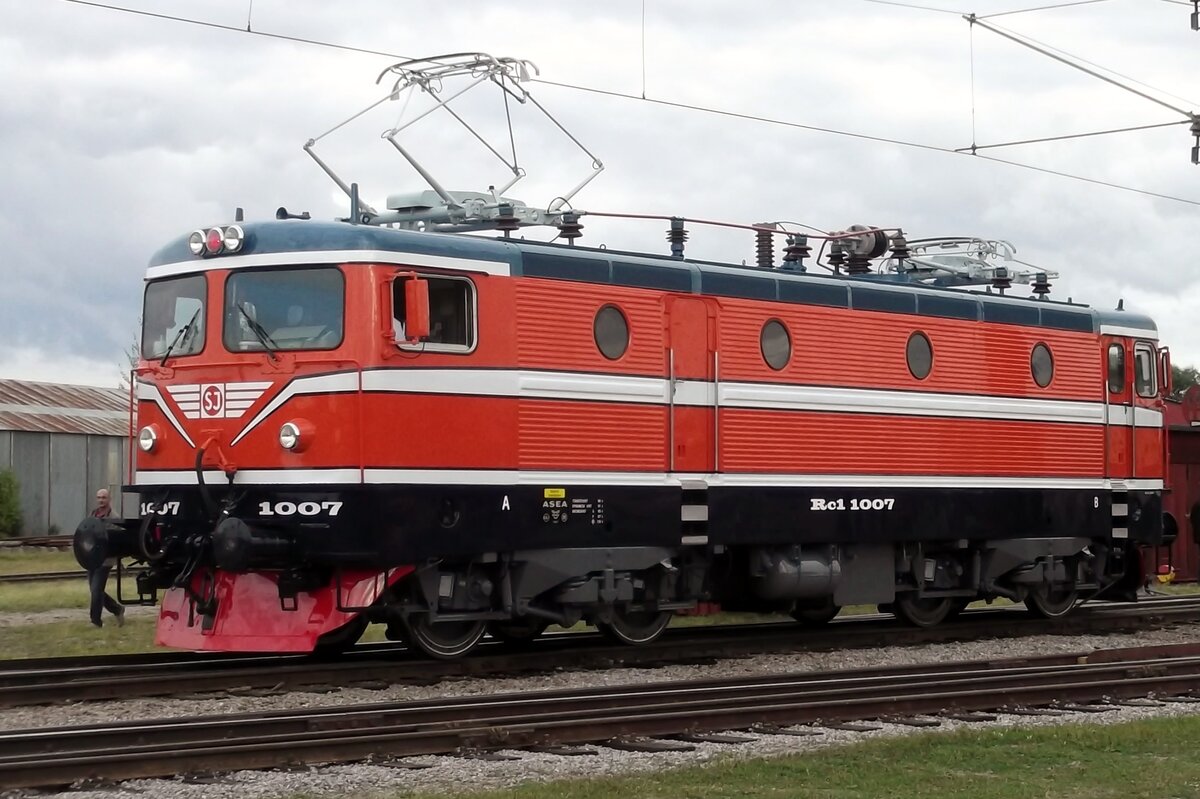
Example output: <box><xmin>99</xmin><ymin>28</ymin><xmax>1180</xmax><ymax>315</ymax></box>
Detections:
<box><xmin>237</xmin><ymin>302</ymin><xmax>280</xmax><ymax>362</ymax></box>
<box><xmin>159</xmin><ymin>307</ymin><xmax>202</xmax><ymax>367</ymax></box>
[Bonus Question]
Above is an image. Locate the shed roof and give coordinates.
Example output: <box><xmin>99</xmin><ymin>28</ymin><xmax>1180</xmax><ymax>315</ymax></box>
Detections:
<box><xmin>0</xmin><ymin>379</ymin><xmax>128</xmax><ymax>437</ymax></box>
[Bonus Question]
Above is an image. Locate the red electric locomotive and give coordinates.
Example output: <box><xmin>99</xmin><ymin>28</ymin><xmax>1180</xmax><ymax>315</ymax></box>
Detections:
<box><xmin>75</xmin><ymin>55</ymin><xmax>1170</xmax><ymax>658</ymax></box>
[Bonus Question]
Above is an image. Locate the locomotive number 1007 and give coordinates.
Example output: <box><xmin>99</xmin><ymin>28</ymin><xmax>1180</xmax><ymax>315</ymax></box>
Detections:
<box><xmin>258</xmin><ymin>501</ymin><xmax>344</xmax><ymax>517</ymax></box>
<box><xmin>810</xmin><ymin>497</ymin><xmax>896</xmax><ymax>511</ymax></box>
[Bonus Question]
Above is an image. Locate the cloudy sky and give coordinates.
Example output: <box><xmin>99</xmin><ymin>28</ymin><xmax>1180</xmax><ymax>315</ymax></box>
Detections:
<box><xmin>3</xmin><ymin>0</ymin><xmax>1198</xmax><ymax>386</ymax></box>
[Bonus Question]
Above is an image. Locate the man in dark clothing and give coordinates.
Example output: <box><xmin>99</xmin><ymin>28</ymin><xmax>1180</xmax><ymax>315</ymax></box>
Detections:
<box><xmin>87</xmin><ymin>489</ymin><xmax>125</xmax><ymax>628</ymax></box>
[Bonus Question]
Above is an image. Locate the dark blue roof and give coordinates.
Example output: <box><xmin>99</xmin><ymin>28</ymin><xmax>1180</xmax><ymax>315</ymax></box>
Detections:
<box><xmin>148</xmin><ymin>219</ymin><xmax>1158</xmax><ymax>336</ymax></box>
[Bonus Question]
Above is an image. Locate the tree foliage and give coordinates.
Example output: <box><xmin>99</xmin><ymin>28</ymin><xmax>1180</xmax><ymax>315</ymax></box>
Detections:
<box><xmin>0</xmin><ymin>469</ymin><xmax>21</xmax><ymax>538</ymax></box>
<box><xmin>1172</xmin><ymin>364</ymin><xmax>1200</xmax><ymax>398</ymax></box>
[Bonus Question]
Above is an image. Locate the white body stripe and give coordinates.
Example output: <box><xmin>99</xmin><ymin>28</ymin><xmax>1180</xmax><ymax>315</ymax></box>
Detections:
<box><xmin>136</xmin><ymin>382</ymin><xmax>195</xmax><ymax>448</ymax></box>
<box><xmin>1100</xmin><ymin>325</ymin><xmax>1158</xmax><ymax>340</ymax></box>
<box><xmin>223</xmin><ymin>368</ymin><xmax>1162</xmax><ymax>445</ymax></box>
<box><xmin>230</xmin><ymin>372</ymin><xmax>360</xmax><ymax>445</ymax></box>
<box><xmin>1105</xmin><ymin>405</ymin><xmax>1164</xmax><ymax>428</ymax></box>
<box><xmin>147</xmin><ymin>249</ymin><xmax>510</xmax><ymax>280</ymax></box>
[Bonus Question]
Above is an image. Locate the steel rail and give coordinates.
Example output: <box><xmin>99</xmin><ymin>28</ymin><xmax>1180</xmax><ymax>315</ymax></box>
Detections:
<box><xmin>0</xmin><ymin>569</ymin><xmax>145</xmax><ymax>584</ymax></box>
<box><xmin>2</xmin><ymin>643</ymin><xmax>1200</xmax><ymax>789</ymax></box>
<box><xmin>2</xmin><ymin>597</ymin><xmax>1198</xmax><ymax>708</ymax></box>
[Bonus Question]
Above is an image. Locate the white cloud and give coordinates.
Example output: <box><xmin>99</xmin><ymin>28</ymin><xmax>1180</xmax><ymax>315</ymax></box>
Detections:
<box><xmin>1</xmin><ymin>0</ymin><xmax>1198</xmax><ymax>373</ymax></box>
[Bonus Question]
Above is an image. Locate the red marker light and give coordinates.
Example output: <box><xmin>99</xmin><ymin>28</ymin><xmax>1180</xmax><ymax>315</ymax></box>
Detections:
<box><xmin>205</xmin><ymin>228</ymin><xmax>224</xmax><ymax>255</ymax></box>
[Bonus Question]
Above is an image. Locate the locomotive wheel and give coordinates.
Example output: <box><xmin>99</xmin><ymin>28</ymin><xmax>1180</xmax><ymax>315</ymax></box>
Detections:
<box><xmin>893</xmin><ymin>595</ymin><xmax>954</xmax><ymax>628</ymax></box>
<box><xmin>946</xmin><ymin>598</ymin><xmax>972</xmax><ymax>619</ymax></box>
<box><xmin>311</xmin><ymin>616</ymin><xmax>369</xmax><ymax>658</ymax></box>
<box><xmin>402</xmin><ymin>616</ymin><xmax>487</xmax><ymax>659</ymax></box>
<box><xmin>790</xmin><ymin>598</ymin><xmax>841</xmax><ymax>626</ymax></box>
<box><xmin>487</xmin><ymin>617</ymin><xmax>550</xmax><ymax>644</ymax></box>
<box><xmin>1024</xmin><ymin>585</ymin><xmax>1079</xmax><ymax>619</ymax></box>
<box><xmin>596</xmin><ymin>608</ymin><xmax>673</xmax><ymax>645</ymax></box>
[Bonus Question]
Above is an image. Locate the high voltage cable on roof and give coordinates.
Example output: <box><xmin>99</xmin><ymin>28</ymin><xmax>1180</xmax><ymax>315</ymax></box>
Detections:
<box><xmin>55</xmin><ymin>0</ymin><xmax>1200</xmax><ymax>206</ymax></box>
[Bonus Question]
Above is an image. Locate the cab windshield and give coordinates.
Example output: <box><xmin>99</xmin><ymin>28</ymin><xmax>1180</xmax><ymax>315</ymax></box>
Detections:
<box><xmin>223</xmin><ymin>267</ymin><xmax>345</xmax><ymax>353</ymax></box>
<box><xmin>142</xmin><ymin>275</ymin><xmax>206</xmax><ymax>359</ymax></box>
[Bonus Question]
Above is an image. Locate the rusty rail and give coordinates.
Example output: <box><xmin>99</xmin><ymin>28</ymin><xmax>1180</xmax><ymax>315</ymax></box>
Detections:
<box><xmin>2</xmin><ymin>642</ymin><xmax>1200</xmax><ymax>789</ymax></box>
<box><xmin>1</xmin><ymin>596</ymin><xmax>1199</xmax><ymax>708</ymax></box>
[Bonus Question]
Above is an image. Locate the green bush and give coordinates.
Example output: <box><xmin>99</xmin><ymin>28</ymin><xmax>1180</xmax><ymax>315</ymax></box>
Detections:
<box><xmin>0</xmin><ymin>470</ymin><xmax>21</xmax><ymax>538</ymax></box>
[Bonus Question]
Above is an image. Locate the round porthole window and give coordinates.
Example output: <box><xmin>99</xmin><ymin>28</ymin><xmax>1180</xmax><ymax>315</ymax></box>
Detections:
<box><xmin>906</xmin><ymin>332</ymin><xmax>933</xmax><ymax>380</ymax></box>
<box><xmin>761</xmin><ymin>319</ymin><xmax>791</xmax><ymax>371</ymax></box>
<box><xmin>1031</xmin><ymin>342</ymin><xmax>1054</xmax><ymax>388</ymax></box>
<box><xmin>594</xmin><ymin>305</ymin><xmax>629</xmax><ymax>360</ymax></box>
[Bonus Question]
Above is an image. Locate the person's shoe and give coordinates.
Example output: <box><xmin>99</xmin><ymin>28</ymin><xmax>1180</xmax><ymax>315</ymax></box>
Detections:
<box><xmin>115</xmin><ymin>605</ymin><xmax>126</xmax><ymax>627</ymax></box>
<box><xmin>91</xmin><ymin>620</ymin><xmax>103</xmax><ymax>629</ymax></box>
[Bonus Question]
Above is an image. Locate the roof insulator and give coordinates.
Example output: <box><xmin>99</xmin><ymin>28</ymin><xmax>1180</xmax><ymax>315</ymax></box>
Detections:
<box><xmin>557</xmin><ymin>212</ymin><xmax>583</xmax><ymax>246</ymax></box>
<box><xmin>1031</xmin><ymin>272</ymin><xmax>1051</xmax><ymax>299</ymax></box>
<box><xmin>496</xmin><ymin>204</ymin><xmax>520</xmax><ymax>237</ymax></box>
<box><xmin>992</xmin><ymin>266</ymin><xmax>1012</xmax><ymax>294</ymax></box>
<box><xmin>782</xmin><ymin>234</ymin><xmax>810</xmax><ymax>272</ymax></box>
<box><xmin>827</xmin><ymin>241</ymin><xmax>846</xmax><ymax>274</ymax></box>
<box><xmin>755</xmin><ymin>222</ymin><xmax>777</xmax><ymax>268</ymax></box>
<box><xmin>667</xmin><ymin>217</ymin><xmax>688</xmax><ymax>259</ymax></box>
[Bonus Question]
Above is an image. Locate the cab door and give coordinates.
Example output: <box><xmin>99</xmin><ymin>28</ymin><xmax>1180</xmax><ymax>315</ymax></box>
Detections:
<box><xmin>1104</xmin><ymin>337</ymin><xmax>1132</xmax><ymax>481</ymax></box>
<box><xmin>1132</xmin><ymin>340</ymin><xmax>1165</xmax><ymax>482</ymax></box>
<box><xmin>667</xmin><ymin>297</ymin><xmax>715</xmax><ymax>474</ymax></box>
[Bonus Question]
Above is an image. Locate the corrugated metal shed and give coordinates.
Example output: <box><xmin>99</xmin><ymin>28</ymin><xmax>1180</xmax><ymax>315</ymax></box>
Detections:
<box><xmin>0</xmin><ymin>379</ymin><xmax>128</xmax><ymax>437</ymax></box>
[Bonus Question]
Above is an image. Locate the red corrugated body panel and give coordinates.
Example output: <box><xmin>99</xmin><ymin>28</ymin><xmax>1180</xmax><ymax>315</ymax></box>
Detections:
<box><xmin>518</xmin><ymin>400</ymin><xmax>667</xmax><ymax>470</ymax></box>
<box><xmin>1134</xmin><ymin>428</ymin><xmax>1166</xmax><ymax>479</ymax></box>
<box><xmin>716</xmin><ymin>300</ymin><xmax>1099</xmax><ymax>401</ymax></box>
<box><xmin>719</xmin><ymin>409</ymin><xmax>1104</xmax><ymax>476</ymax></box>
<box><xmin>359</xmin><ymin>394</ymin><xmax>516</xmax><ymax>469</ymax></box>
<box><xmin>515</xmin><ymin>280</ymin><xmax>664</xmax><ymax>375</ymax></box>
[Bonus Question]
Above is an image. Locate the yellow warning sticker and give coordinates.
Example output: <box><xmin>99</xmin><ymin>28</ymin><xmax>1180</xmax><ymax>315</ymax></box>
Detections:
<box><xmin>543</xmin><ymin>488</ymin><xmax>566</xmax><ymax>499</ymax></box>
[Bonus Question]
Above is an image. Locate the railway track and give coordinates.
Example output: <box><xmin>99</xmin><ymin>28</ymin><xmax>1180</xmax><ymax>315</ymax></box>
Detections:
<box><xmin>2</xmin><ymin>595</ymin><xmax>1199</xmax><ymax>708</ymax></box>
<box><xmin>3</xmin><ymin>640</ymin><xmax>1199</xmax><ymax>789</ymax></box>
<box><xmin>0</xmin><ymin>569</ymin><xmax>145</xmax><ymax>584</ymax></box>
<box><xmin>0</xmin><ymin>536</ymin><xmax>72</xmax><ymax>549</ymax></box>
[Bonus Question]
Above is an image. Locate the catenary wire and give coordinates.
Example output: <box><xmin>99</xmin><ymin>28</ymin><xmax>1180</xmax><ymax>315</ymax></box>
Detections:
<box><xmin>60</xmin><ymin>0</ymin><xmax>413</xmax><ymax>59</ymax></box>
<box><xmin>856</xmin><ymin>0</ymin><xmax>963</xmax><ymax>14</ymax></box>
<box><xmin>533</xmin><ymin>78</ymin><xmax>1200</xmax><ymax>207</ymax></box>
<box><xmin>958</xmin><ymin>119</ymin><xmax>1192</xmax><ymax>152</ymax></box>
<box><xmin>976</xmin><ymin>0</ymin><xmax>1113</xmax><ymax>19</ymax></box>
<box><xmin>970</xmin><ymin>16</ymin><xmax>1194</xmax><ymax>118</ymax></box>
<box><xmin>55</xmin><ymin>0</ymin><xmax>1200</xmax><ymax>208</ymax></box>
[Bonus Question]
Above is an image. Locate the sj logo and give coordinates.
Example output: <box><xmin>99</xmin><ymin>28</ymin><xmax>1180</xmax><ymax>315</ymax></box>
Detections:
<box><xmin>165</xmin><ymin>381</ymin><xmax>271</xmax><ymax>420</ymax></box>
<box><xmin>200</xmin><ymin>384</ymin><xmax>225</xmax><ymax>418</ymax></box>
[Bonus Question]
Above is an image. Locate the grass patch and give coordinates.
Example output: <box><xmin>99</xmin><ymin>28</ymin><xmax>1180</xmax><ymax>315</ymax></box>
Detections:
<box><xmin>0</xmin><ymin>548</ymin><xmax>79</xmax><ymax>575</ymax></box>
<box><xmin>0</xmin><ymin>580</ymin><xmax>92</xmax><ymax>612</ymax></box>
<box><xmin>391</xmin><ymin>714</ymin><xmax>1200</xmax><ymax>799</ymax></box>
<box><xmin>0</xmin><ymin>616</ymin><xmax>158</xmax><ymax>658</ymax></box>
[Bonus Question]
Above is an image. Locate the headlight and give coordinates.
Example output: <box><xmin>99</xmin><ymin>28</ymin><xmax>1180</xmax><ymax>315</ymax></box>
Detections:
<box><xmin>279</xmin><ymin>422</ymin><xmax>301</xmax><ymax>451</ymax></box>
<box><xmin>223</xmin><ymin>224</ymin><xmax>245</xmax><ymax>253</ymax></box>
<box><xmin>187</xmin><ymin>230</ymin><xmax>205</xmax><ymax>256</ymax></box>
<box><xmin>204</xmin><ymin>227</ymin><xmax>224</xmax><ymax>255</ymax></box>
<box><xmin>138</xmin><ymin>425</ymin><xmax>159</xmax><ymax>453</ymax></box>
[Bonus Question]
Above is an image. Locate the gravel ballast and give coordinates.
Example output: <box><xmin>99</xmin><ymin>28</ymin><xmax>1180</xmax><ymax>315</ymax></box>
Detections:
<box><xmin>1</xmin><ymin>623</ymin><xmax>1196</xmax><ymax>798</ymax></box>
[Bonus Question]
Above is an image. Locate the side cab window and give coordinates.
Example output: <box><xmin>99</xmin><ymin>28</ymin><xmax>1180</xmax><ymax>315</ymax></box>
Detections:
<box><xmin>1134</xmin><ymin>342</ymin><xmax>1157</xmax><ymax>398</ymax></box>
<box><xmin>393</xmin><ymin>275</ymin><xmax>477</xmax><ymax>352</ymax></box>
<box><xmin>1106</xmin><ymin>343</ymin><xmax>1125</xmax><ymax>394</ymax></box>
